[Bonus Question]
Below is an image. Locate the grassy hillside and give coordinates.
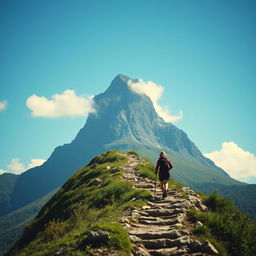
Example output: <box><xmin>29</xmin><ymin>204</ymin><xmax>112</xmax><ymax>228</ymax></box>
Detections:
<box><xmin>0</xmin><ymin>190</ymin><xmax>56</xmax><ymax>256</ymax></box>
<box><xmin>6</xmin><ymin>150</ymin><xmax>256</xmax><ymax>256</ymax></box>
<box><xmin>134</xmin><ymin>157</ymin><xmax>256</xmax><ymax>256</ymax></box>
<box><xmin>198</xmin><ymin>183</ymin><xmax>256</xmax><ymax>220</ymax></box>
<box><xmin>110</xmin><ymin>142</ymin><xmax>242</xmax><ymax>186</ymax></box>
<box><xmin>188</xmin><ymin>192</ymin><xmax>256</xmax><ymax>256</ymax></box>
<box><xmin>112</xmin><ymin>145</ymin><xmax>256</xmax><ymax>219</ymax></box>
<box><xmin>8</xmin><ymin>151</ymin><xmax>150</xmax><ymax>256</ymax></box>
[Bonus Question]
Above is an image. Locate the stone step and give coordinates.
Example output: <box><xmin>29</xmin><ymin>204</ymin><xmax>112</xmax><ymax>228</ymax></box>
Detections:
<box><xmin>139</xmin><ymin>214</ymin><xmax>182</xmax><ymax>220</ymax></box>
<box><xmin>139</xmin><ymin>216</ymin><xmax>183</xmax><ymax>225</ymax></box>
<box><xmin>151</xmin><ymin>213</ymin><xmax>184</xmax><ymax>220</ymax></box>
<box><xmin>130</xmin><ymin>223</ymin><xmax>171</xmax><ymax>231</ymax></box>
<box><xmin>135</xmin><ymin>183</ymin><xmax>155</xmax><ymax>188</ymax></box>
<box><xmin>148</xmin><ymin>199</ymin><xmax>178</xmax><ymax>204</ymax></box>
<box><xmin>147</xmin><ymin>200</ymin><xmax>183</xmax><ymax>207</ymax></box>
<box><xmin>142</xmin><ymin>208</ymin><xmax>186</xmax><ymax>216</ymax></box>
<box><xmin>144</xmin><ymin>203</ymin><xmax>187</xmax><ymax>210</ymax></box>
<box><xmin>125</xmin><ymin>177</ymin><xmax>137</xmax><ymax>180</ymax></box>
<box><xmin>128</xmin><ymin>229</ymin><xmax>183</xmax><ymax>240</ymax></box>
<box><xmin>142</xmin><ymin>236</ymin><xmax>190</xmax><ymax>249</ymax></box>
<box><xmin>142</xmin><ymin>209</ymin><xmax>176</xmax><ymax>217</ymax></box>
<box><xmin>163</xmin><ymin>202</ymin><xmax>192</xmax><ymax>210</ymax></box>
<box><xmin>148</xmin><ymin>247</ymin><xmax>189</xmax><ymax>256</ymax></box>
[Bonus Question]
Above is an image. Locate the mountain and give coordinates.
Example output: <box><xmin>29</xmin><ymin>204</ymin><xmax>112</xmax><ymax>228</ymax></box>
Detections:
<box><xmin>6</xmin><ymin>151</ymin><xmax>256</xmax><ymax>256</ymax></box>
<box><xmin>0</xmin><ymin>74</ymin><xmax>253</xmax><ymax>219</ymax></box>
<box><xmin>0</xmin><ymin>190</ymin><xmax>56</xmax><ymax>256</ymax></box>
<box><xmin>0</xmin><ymin>173</ymin><xmax>18</xmax><ymax>216</ymax></box>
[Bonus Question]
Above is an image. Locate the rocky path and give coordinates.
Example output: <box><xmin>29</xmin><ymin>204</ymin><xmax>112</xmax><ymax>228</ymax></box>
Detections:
<box><xmin>121</xmin><ymin>154</ymin><xmax>219</xmax><ymax>256</ymax></box>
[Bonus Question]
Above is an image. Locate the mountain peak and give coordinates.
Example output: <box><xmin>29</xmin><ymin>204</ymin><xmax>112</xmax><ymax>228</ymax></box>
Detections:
<box><xmin>115</xmin><ymin>73</ymin><xmax>131</xmax><ymax>82</ymax></box>
<box><xmin>104</xmin><ymin>74</ymin><xmax>138</xmax><ymax>96</ymax></box>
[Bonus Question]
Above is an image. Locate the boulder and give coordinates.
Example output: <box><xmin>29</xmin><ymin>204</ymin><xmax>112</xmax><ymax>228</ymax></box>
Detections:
<box><xmin>86</xmin><ymin>230</ymin><xmax>110</xmax><ymax>243</ymax></box>
<box><xmin>91</xmin><ymin>178</ymin><xmax>102</xmax><ymax>186</ymax></box>
<box><xmin>203</xmin><ymin>240</ymin><xmax>219</xmax><ymax>255</ymax></box>
<box><xmin>189</xmin><ymin>240</ymin><xmax>203</xmax><ymax>253</ymax></box>
<box><xmin>111</xmin><ymin>168</ymin><xmax>121</xmax><ymax>173</ymax></box>
<box><xmin>120</xmin><ymin>217</ymin><xmax>130</xmax><ymax>223</ymax></box>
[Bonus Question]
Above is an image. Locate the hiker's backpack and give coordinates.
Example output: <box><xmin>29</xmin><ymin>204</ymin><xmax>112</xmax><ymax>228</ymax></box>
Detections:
<box><xmin>159</xmin><ymin>158</ymin><xmax>172</xmax><ymax>173</ymax></box>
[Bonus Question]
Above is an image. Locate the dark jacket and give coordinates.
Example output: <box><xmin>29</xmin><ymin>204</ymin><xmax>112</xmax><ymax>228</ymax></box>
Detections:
<box><xmin>155</xmin><ymin>156</ymin><xmax>173</xmax><ymax>173</ymax></box>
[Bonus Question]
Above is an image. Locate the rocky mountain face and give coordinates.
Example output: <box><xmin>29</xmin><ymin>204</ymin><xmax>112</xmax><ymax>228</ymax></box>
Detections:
<box><xmin>0</xmin><ymin>74</ymin><xmax>247</xmax><ymax>217</ymax></box>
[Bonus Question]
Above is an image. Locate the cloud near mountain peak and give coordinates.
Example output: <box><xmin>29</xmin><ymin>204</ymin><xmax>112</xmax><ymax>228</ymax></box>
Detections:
<box><xmin>204</xmin><ymin>142</ymin><xmax>256</xmax><ymax>183</ymax></box>
<box><xmin>26</xmin><ymin>90</ymin><xmax>96</xmax><ymax>118</ymax></box>
<box><xmin>1</xmin><ymin>158</ymin><xmax>46</xmax><ymax>175</ymax></box>
<box><xmin>128</xmin><ymin>79</ymin><xmax>183</xmax><ymax>122</ymax></box>
<box><xmin>0</xmin><ymin>100</ymin><xmax>8</xmax><ymax>112</ymax></box>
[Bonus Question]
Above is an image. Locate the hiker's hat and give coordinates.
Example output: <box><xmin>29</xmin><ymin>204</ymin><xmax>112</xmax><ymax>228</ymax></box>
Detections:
<box><xmin>160</xmin><ymin>151</ymin><xmax>167</xmax><ymax>156</ymax></box>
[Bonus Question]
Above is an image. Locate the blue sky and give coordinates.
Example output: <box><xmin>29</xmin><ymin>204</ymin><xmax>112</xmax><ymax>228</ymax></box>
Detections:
<box><xmin>0</xmin><ymin>0</ymin><xmax>255</xmax><ymax>182</ymax></box>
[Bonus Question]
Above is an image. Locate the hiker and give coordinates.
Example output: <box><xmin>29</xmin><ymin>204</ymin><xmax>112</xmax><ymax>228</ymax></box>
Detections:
<box><xmin>155</xmin><ymin>151</ymin><xmax>173</xmax><ymax>199</ymax></box>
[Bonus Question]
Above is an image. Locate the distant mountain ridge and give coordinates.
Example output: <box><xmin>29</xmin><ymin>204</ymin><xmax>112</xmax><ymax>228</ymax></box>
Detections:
<box><xmin>0</xmin><ymin>74</ymin><xmax>252</xmax><ymax>218</ymax></box>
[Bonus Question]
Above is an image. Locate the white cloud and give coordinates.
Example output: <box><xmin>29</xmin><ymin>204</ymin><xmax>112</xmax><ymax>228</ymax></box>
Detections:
<box><xmin>0</xmin><ymin>100</ymin><xmax>8</xmax><ymax>112</ymax></box>
<box><xmin>3</xmin><ymin>158</ymin><xmax>46</xmax><ymax>175</ymax></box>
<box><xmin>128</xmin><ymin>79</ymin><xmax>183</xmax><ymax>122</ymax></box>
<box><xmin>204</xmin><ymin>142</ymin><xmax>256</xmax><ymax>183</ymax></box>
<box><xmin>28</xmin><ymin>158</ymin><xmax>46</xmax><ymax>169</ymax></box>
<box><xmin>26</xmin><ymin>90</ymin><xmax>96</xmax><ymax>118</ymax></box>
<box><xmin>7</xmin><ymin>158</ymin><xmax>25</xmax><ymax>175</ymax></box>
<box><xmin>0</xmin><ymin>169</ymin><xmax>6</xmax><ymax>175</ymax></box>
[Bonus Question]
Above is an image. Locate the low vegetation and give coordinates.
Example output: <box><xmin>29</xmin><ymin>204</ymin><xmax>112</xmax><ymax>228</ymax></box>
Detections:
<box><xmin>8</xmin><ymin>150</ymin><xmax>256</xmax><ymax>256</ymax></box>
<box><xmin>135</xmin><ymin>159</ymin><xmax>183</xmax><ymax>191</ymax></box>
<box><xmin>188</xmin><ymin>191</ymin><xmax>256</xmax><ymax>256</ymax></box>
<box><xmin>136</xmin><ymin>155</ymin><xmax>256</xmax><ymax>256</ymax></box>
<box><xmin>127</xmin><ymin>151</ymin><xmax>139</xmax><ymax>157</ymax></box>
<box><xmin>9</xmin><ymin>151</ymin><xmax>151</xmax><ymax>256</ymax></box>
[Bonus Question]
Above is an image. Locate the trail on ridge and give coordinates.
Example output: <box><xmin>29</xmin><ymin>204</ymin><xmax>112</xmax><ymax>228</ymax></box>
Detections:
<box><xmin>121</xmin><ymin>153</ymin><xmax>219</xmax><ymax>256</ymax></box>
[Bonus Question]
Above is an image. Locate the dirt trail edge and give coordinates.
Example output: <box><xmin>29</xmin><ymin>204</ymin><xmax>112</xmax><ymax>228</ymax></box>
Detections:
<box><xmin>121</xmin><ymin>153</ymin><xmax>219</xmax><ymax>256</ymax></box>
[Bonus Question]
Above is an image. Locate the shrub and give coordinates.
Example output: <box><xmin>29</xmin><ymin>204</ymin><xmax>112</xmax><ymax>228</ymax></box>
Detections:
<box><xmin>88</xmin><ymin>151</ymin><xmax>128</xmax><ymax>166</ymax></box>
<box><xmin>135</xmin><ymin>163</ymin><xmax>155</xmax><ymax>180</ymax></box>
<box><xmin>43</xmin><ymin>219</ymin><xmax>66</xmax><ymax>242</ymax></box>
<box><xmin>192</xmin><ymin>224</ymin><xmax>210</xmax><ymax>236</ymax></box>
<box><xmin>203</xmin><ymin>191</ymin><xmax>238</xmax><ymax>214</ymax></box>
<box><xmin>91</xmin><ymin>181</ymin><xmax>133</xmax><ymax>208</ymax></box>
<box><xmin>119</xmin><ymin>189</ymin><xmax>151</xmax><ymax>210</ymax></box>
<box><xmin>168</xmin><ymin>178</ymin><xmax>183</xmax><ymax>191</ymax></box>
<box><xmin>92</xmin><ymin>223</ymin><xmax>131</xmax><ymax>254</ymax></box>
<box><xmin>190</xmin><ymin>192</ymin><xmax>256</xmax><ymax>256</ymax></box>
<box><xmin>127</xmin><ymin>151</ymin><xmax>139</xmax><ymax>157</ymax></box>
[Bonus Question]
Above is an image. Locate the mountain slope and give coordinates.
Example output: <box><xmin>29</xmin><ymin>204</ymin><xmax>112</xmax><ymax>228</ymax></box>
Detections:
<box><xmin>0</xmin><ymin>190</ymin><xmax>56</xmax><ymax>256</ymax></box>
<box><xmin>7</xmin><ymin>151</ymin><xmax>150</xmax><ymax>256</ymax></box>
<box><xmin>7</xmin><ymin>151</ymin><xmax>256</xmax><ymax>256</ymax></box>
<box><xmin>0</xmin><ymin>173</ymin><xmax>18</xmax><ymax>216</ymax></box>
<box><xmin>0</xmin><ymin>74</ymin><xmax>250</xmax><ymax>218</ymax></box>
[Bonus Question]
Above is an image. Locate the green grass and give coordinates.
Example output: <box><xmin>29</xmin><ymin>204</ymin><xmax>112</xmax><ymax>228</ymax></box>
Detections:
<box><xmin>80</xmin><ymin>222</ymin><xmax>131</xmax><ymax>254</ymax></box>
<box><xmin>135</xmin><ymin>162</ymin><xmax>155</xmax><ymax>180</ymax></box>
<box><xmin>9</xmin><ymin>150</ymin><xmax>151</xmax><ymax>256</ymax></box>
<box><xmin>188</xmin><ymin>191</ymin><xmax>256</xmax><ymax>256</ymax></box>
<box><xmin>135</xmin><ymin>160</ymin><xmax>184</xmax><ymax>191</ymax></box>
<box><xmin>8</xmin><ymin>150</ymin><xmax>255</xmax><ymax>256</ymax></box>
<box><xmin>127</xmin><ymin>151</ymin><xmax>139</xmax><ymax>157</ymax></box>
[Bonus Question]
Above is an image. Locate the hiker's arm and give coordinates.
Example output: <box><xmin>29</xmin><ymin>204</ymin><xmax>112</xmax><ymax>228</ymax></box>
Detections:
<box><xmin>168</xmin><ymin>160</ymin><xmax>173</xmax><ymax>170</ymax></box>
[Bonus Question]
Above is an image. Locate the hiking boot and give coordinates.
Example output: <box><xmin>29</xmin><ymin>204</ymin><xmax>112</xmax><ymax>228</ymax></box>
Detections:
<box><xmin>162</xmin><ymin>191</ymin><xmax>167</xmax><ymax>199</ymax></box>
